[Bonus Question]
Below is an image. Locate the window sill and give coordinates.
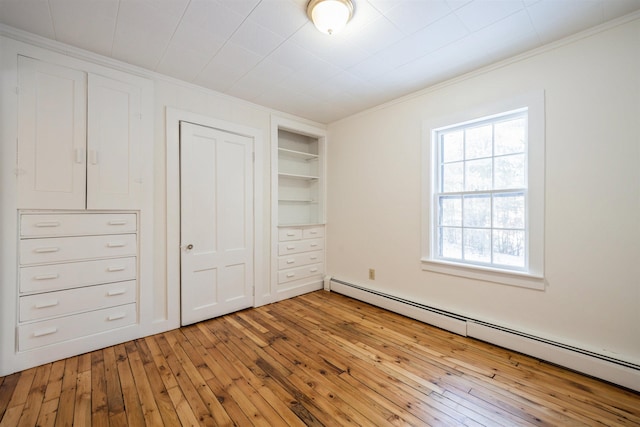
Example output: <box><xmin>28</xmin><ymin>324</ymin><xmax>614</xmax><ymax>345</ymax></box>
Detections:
<box><xmin>421</xmin><ymin>258</ymin><xmax>545</xmax><ymax>291</ymax></box>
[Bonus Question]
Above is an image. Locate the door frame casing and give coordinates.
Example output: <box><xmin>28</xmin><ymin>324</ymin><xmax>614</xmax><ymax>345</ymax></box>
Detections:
<box><xmin>166</xmin><ymin>107</ymin><xmax>264</xmax><ymax>329</ymax></box>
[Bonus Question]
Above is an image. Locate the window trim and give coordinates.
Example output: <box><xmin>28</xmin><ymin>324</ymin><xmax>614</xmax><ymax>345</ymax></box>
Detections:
<box><xmin>421</xmin><ymin>91</ymin><xmax>545</xmax><ymax>290</ymax></box>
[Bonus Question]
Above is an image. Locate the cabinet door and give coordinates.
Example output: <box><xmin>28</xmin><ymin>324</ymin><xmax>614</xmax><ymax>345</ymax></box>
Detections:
<box><xmin>87</xmin><ymin>74</ymin><xmax>142</xmax><ymax>209</ymax></box>
<box><xmin>17</xmin><ymin>56</ymin><xmax>87</xmax><ymax>209</ymax></box>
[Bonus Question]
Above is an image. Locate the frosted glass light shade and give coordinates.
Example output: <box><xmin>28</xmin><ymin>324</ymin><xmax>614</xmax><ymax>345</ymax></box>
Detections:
<box><xmin>307</xmin><ymin>0</ymin><xmax>354</xmax><ymax>35</ymax></box>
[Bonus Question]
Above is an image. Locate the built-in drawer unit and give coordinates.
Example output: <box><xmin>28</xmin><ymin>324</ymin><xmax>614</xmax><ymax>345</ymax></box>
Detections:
<box><xmin>20</xmin><ymin>256</ymin><xmax>136</xmax><ymax>293</ymax></box>
<box><xmin>278</xmin><ymin>251</ymin><xmax>324</xmax><ymax>270</ymax></box>
<box><xmin>18</xmin><ymin>303</ymin><xmax>137</xmax><ymax>351</ymax></box>
<box><xmin>20</xmin><ymin>234</ymin><xmax>137</xmax><ymax>265</ymax></box>
<box><xmin>278</xmin><ymin>228</ymin><xmax>303</xmax><ymax>241</ymax></box>
<box><xmin>20</xmin><ymin>213</ymin><xmax>137</xmax><ymax>237</ymax></box>
<box><xmin>19</xmin><ymin>280</ymin><xmax>136</xmax><ymax>322</ymax></box>
<box><xmin>277</xmin><ymin>225</ymin><xmax>325</xmax><ymax>288</ymax></box>
<box><xmin>17</xmin><ymin>211</ymin><xmax>139</xmax><ymax>353</ymax></box>
<box><xmin>278</xmin><ymin>238</ymin><xmax>324</xmax><ymax>256</ymax></box>
<box><xmin>278</xmin><ymin>263</ymin><xmax>323</xmax><ymax>284</ymax></box>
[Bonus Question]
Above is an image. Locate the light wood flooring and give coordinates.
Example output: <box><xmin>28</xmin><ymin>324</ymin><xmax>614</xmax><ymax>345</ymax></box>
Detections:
<box><xmin>1</xmin><ymin>290</ymin><xmax>639</xmax><ymax>426</ymax></box>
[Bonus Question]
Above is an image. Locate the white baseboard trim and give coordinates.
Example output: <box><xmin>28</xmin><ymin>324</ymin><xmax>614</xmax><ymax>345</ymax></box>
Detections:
<box><xmin>329</xmin><ymin>278</ymin><xmax>640</xmax><ymax>392</ymax></box>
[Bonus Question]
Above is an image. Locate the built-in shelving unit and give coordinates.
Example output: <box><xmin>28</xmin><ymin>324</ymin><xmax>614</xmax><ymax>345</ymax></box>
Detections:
<box><xmin>271</xmin><ymin>117</ymin><xmax>327</xmax><ymax>303</ymax></box>
<box><xmin>276</xmin><ymin>128</ymin><xmax>324</xmax><ymax>226</ymax></box>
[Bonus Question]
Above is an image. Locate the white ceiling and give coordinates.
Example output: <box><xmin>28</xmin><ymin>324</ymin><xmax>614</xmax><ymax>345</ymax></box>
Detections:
<box><xmin>1</xmin><ymin>0</ymin><xmax>639</xmax><ymax>123</ymax></box>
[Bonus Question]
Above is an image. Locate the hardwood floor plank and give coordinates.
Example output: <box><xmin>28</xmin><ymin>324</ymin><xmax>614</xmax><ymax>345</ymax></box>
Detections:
<box><xmin>185</xmin><ymin>325</ymin><xmax>256</xmax><ymax>426</ymax></box>
<box><xmin>163</xmin><ymin>329</ymin><xmax>238</xmax><ymax>426</ymax></box>
<box><xmin>1</xmin><ymin>291</ymin><xmax>639</xmax><ymax>427</ymax></box>
<box><xmin>90</xmin><ymin>351</ymin><xmax>109</xmax><ymax>427</ymax></box>
<box><xmin>54</xmin><ymin>357</ymin><xmax>79</xmax><ymax>427</ymax></box>
<box><xmin>134</xmin><ymin>339</ymin><xmax>182</xmax><ymax>427</ymax></box>
<box><xmin>17</xmin><ymin>364</ymin><xmax>51</xmax><ymax>427</ymax></box>
<box><xmin>102</xmin><ymin>346</ymin><xmax>126</xmax><ymax>426</ymax></box>
<box><xmin>34</xmin><ymin>398</ymin><xmax>59</xmax><ymax>427</ymax></box>
<box><xmin>123</xmin><ymin>341</ymin><xmax>164</xmax><ymax>426</ymax></box>
<box><xmin>0</xmin><ymin>373</ymin><xmax>20</xmax><ymax>420</ymax></box>
<box><xmin>114</xmin><ymin>343</ymin><xmax>146</xmax><ymax>427</ymax></box>
<box><xmin>154</xmin><ymin>333</ymin><xmax>218</xmax><ymax>426</ymax></box>
<box><xmin>3</xmin><ymin>367</ymin><xmax>36</xmax><ymax>417</ymax></box>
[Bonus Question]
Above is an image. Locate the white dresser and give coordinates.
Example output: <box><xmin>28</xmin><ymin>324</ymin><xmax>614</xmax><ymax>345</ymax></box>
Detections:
<box><xmin>17</xmin><ymin>212</ymin><xmax>138</xmax><ymax>351</ymax></box>
<box><xmin>277</xmin><ymin>225</ymin><xmax>325</xmax><ymax>291</ymax></box>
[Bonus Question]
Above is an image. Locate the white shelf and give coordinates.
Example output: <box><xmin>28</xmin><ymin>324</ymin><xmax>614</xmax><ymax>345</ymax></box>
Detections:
<box><xmin>278</xmin><ymin>148</ymin><xmax>318</xmax><ymax>161</ymax></box>
<box><xmin>279</xmin><ymin>199</ymin><xmax>316</xmax><ymax>203</ymax></box>
<box><xmin>278</xmin><ymin>222</ymin><xmax>325</xmax><ymax>227</ymax></box>
<box><xmin>278</xmin><ymin>173</ymin><xmax>319</xmax><ymax>181</ymax></box>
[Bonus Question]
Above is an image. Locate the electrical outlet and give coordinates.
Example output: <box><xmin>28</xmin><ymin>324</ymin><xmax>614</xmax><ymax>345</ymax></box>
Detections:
<box><xmin>369</xmin><ymin>268</ymin><xmax>375</xmax><ymax>280</ymax></box>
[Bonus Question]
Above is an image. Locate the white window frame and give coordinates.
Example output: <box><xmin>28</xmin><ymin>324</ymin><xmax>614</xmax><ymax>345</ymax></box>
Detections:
<box><xmin>421</xmin><ymin>91</ymin><xmax>545</xmax><ymax>290</ymax></box>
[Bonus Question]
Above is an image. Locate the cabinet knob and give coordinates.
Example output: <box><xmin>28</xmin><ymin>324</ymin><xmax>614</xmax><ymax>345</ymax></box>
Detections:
<box><xmin>186</xmin><ymin>244</ymin><xmax>193</xmax><ymax>250</ymax></box>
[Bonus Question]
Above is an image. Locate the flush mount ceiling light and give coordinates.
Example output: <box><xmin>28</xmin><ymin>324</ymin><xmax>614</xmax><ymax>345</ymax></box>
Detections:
<box><xmin>307</xmin><ymin>0</ymin><xmax>354</xmax><ymax>35</ymax></box>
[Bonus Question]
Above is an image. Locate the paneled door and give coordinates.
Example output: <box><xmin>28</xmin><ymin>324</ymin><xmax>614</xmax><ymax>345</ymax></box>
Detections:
<box><xmin>180</xmin><ymin>122</ymin><xmax>254</xmax><ymax>325</ymax></box>
<box><xmin>17</xmin><ymin>56</ymin><xmax>87</xmax><ymax>209</ymax></box>
<box><xmin>87</xmin><ymin>73</ymin><xmax>142</xmax><ymax>210</ymax></box>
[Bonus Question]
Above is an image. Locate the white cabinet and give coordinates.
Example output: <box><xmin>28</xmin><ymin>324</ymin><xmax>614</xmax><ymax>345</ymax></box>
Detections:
<box><xmin>17</xmin><ymin>212</ymin><xmax>138</xmax><ymax>351</ymax></box>
<box><xmin>17</xmin><ymin>55</ymin><xmax>147</xmax><ymax>210</ymax></box>
<box><xmin>87</xmin><ymin>74</ymin><xmax>143</xmax><ymax>210</ymax></box>
<box><xmin>276</xmin><ymin>225</ymin><xmax>324</xmax><ymax>290</ymax></box>
<box><xmin>17</xmin><ymin>56</ymin><xmax>87</xmax><ymax>209</ymax></box>
<box><xmin>1</xmin><ymin>40</ymin><xmax>154</xmax><ymax>377</ymax></box>
<box><xmin>271</xmin><ymin>117</ymin><xmax>327</xmax><ymax>301</ymax></box>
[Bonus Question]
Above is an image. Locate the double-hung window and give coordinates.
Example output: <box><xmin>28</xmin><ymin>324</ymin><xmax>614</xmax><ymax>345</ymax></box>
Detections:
<box><xmin>422</xmin><ymin>92</ymin><xmax>545</xmax><ymax>290</ymax></box>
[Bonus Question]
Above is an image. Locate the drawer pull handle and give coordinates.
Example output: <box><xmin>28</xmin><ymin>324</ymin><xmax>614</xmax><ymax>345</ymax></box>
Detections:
<box><xmin>34</xmin><ymin>221</ymin><xmax>61</xmax><ymax>228</ymax></box>
<box><xmin>309</xmin><ymin>230</ymin><xmax>318</xmax><ymax>234</ymax></box>
<box><xmin>310</xmin><ymin>243</ymin><xmax>318</xmax><ymax>247</ymax></box>
<box><xmin>107</xmin><ymin>242</ymin><xmax>126</xmax><ymax>248</ymax></box>
<box><xmin>286</xmin><ymin>273</ymin><xmax>295</xmax><ymax>278</ymax></box>
<box><xmin>35</xmin><ymin>300</ymin><xmax>59</xmax><ymax>309</ymax></box>
<box><xmin>108</xmin><ymin>220</ymin><xmax>127</xmax><ymax>226</ymax></box>
<box><xmin>286</xmin><ymin>259</ymin><xmax>295</xmax><ymax>264</ymax></box>
<box><xmin>107</xmin><ymin>266</ymin><xmax>126</xmax><ymax>272</ymax></box>
<box><xmin>310</xmin><ymin>256</ymin><xmax>318</xmax><ymax>260</ymax></box>
<box><xmin>90</xmin><ymin>149</ymin><xmax>99</xmax><ymax>165</ymax></box>
<box><xmin>107</xmin><ymin>313</ymin><xmax>126</xmax><ymax>321</ymax></box>
<box><xmin>286</xmin><ymin>232</ymin><xmax>296</xmax><ymax>236</ymax></box>
<box><xmin>107</xmin><ymin>289</ymin><xmax>126</xmax><ymax>296</ymax></box>
<box><xmin>310</xmin><ymin>268</ymin><xmax>319</xmax><ymax>273</ymax></box>
<box><xmin>75</xmin><ymin>148</ymin><xmax>84</xmax><ymax>164</ymax></box>
<box><xmin>33</xmin><ymin>327</ymin><xmax>58</xmax><ymax>337</ymax></box>
<box><xmin>34</xmin><ymin>273</ymin><xmax>59</xmax><ymax>280</ymax></box>
<box><xmin>34</xmin><ymin>247</ymin><xmax>60</xmax><ymax>253</ymax></box>
<box><xmin>286</xmin><ymin>245</ymin><xmax>295</xmax><ymax>250</ymax></box>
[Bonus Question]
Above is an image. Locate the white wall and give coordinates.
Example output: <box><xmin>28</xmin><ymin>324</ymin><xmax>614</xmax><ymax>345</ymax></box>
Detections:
<box><xmin>326</xmin><ymin>17</ymin><xmax>640</xmax><ymax>365</ymax></box>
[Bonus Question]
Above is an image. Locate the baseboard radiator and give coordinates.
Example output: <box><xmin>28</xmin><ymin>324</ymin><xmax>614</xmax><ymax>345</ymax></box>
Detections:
<box><xmin>328</xmin><ymin>278</ymin><xmax>640</xmax><ymax>392</ymax></box>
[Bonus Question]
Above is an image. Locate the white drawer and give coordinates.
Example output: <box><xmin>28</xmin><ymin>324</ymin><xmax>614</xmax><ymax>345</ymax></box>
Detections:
<box><xmin>18</xmin><ymin>303</ymin><xmax>137</xmax><ymax>351</ymax></box>
<box><xmin>278</xmin><ymin>263</ymin><xmax>323</xmax><ymax>284</ymax></box>
<box><xmin>21</xmin><ymin>213</ymin><xmax>136</xmax><ymax>237</ymax></box>
<box><xmin>20</xmin><ymin>234</ymin><xmax>136</xmax><ymax>265</ymax></box>
<box><xmin>20</xmin><ymin>280</ymin><xmax>136</xmax><ymax>322</ymax></box>
<box><xmin>20</xmin><ymin>257</ymin><xmax>136</xmax><ymax>293</ymax></box>
<box><xmin>278</xmin><ymin>251</ymin><xmax>324</xmax><ymax>270</ymax></box>
<box><xmin>302</xmin><ymin>226</ymin><xmax>324</xmax><ymax>239</ymax></box>
<box><xmin>278</xmin><ymin>238</ymin><xmax>324</xmax><ymax>256</ymax></box>
<box><xmin>278</xmin><ymin>228</ymin><xmax>303</xmax><ymax>241</ymax></box>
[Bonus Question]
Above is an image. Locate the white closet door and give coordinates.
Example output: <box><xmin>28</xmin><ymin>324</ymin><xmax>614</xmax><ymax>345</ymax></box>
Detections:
<box><xmin>87</xmin><ymin>74</ymin><xmax>142</xmax><ymax>210</ymax></box>
<box><xmin>17</xmin><ymin>56</ymin><xmax>87</xmax><ymax>209</ymax></box>
<box><xmin>180</xmin><ymin>122</ymin><xmax>254</xmax><ymax>325</ymax></box>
